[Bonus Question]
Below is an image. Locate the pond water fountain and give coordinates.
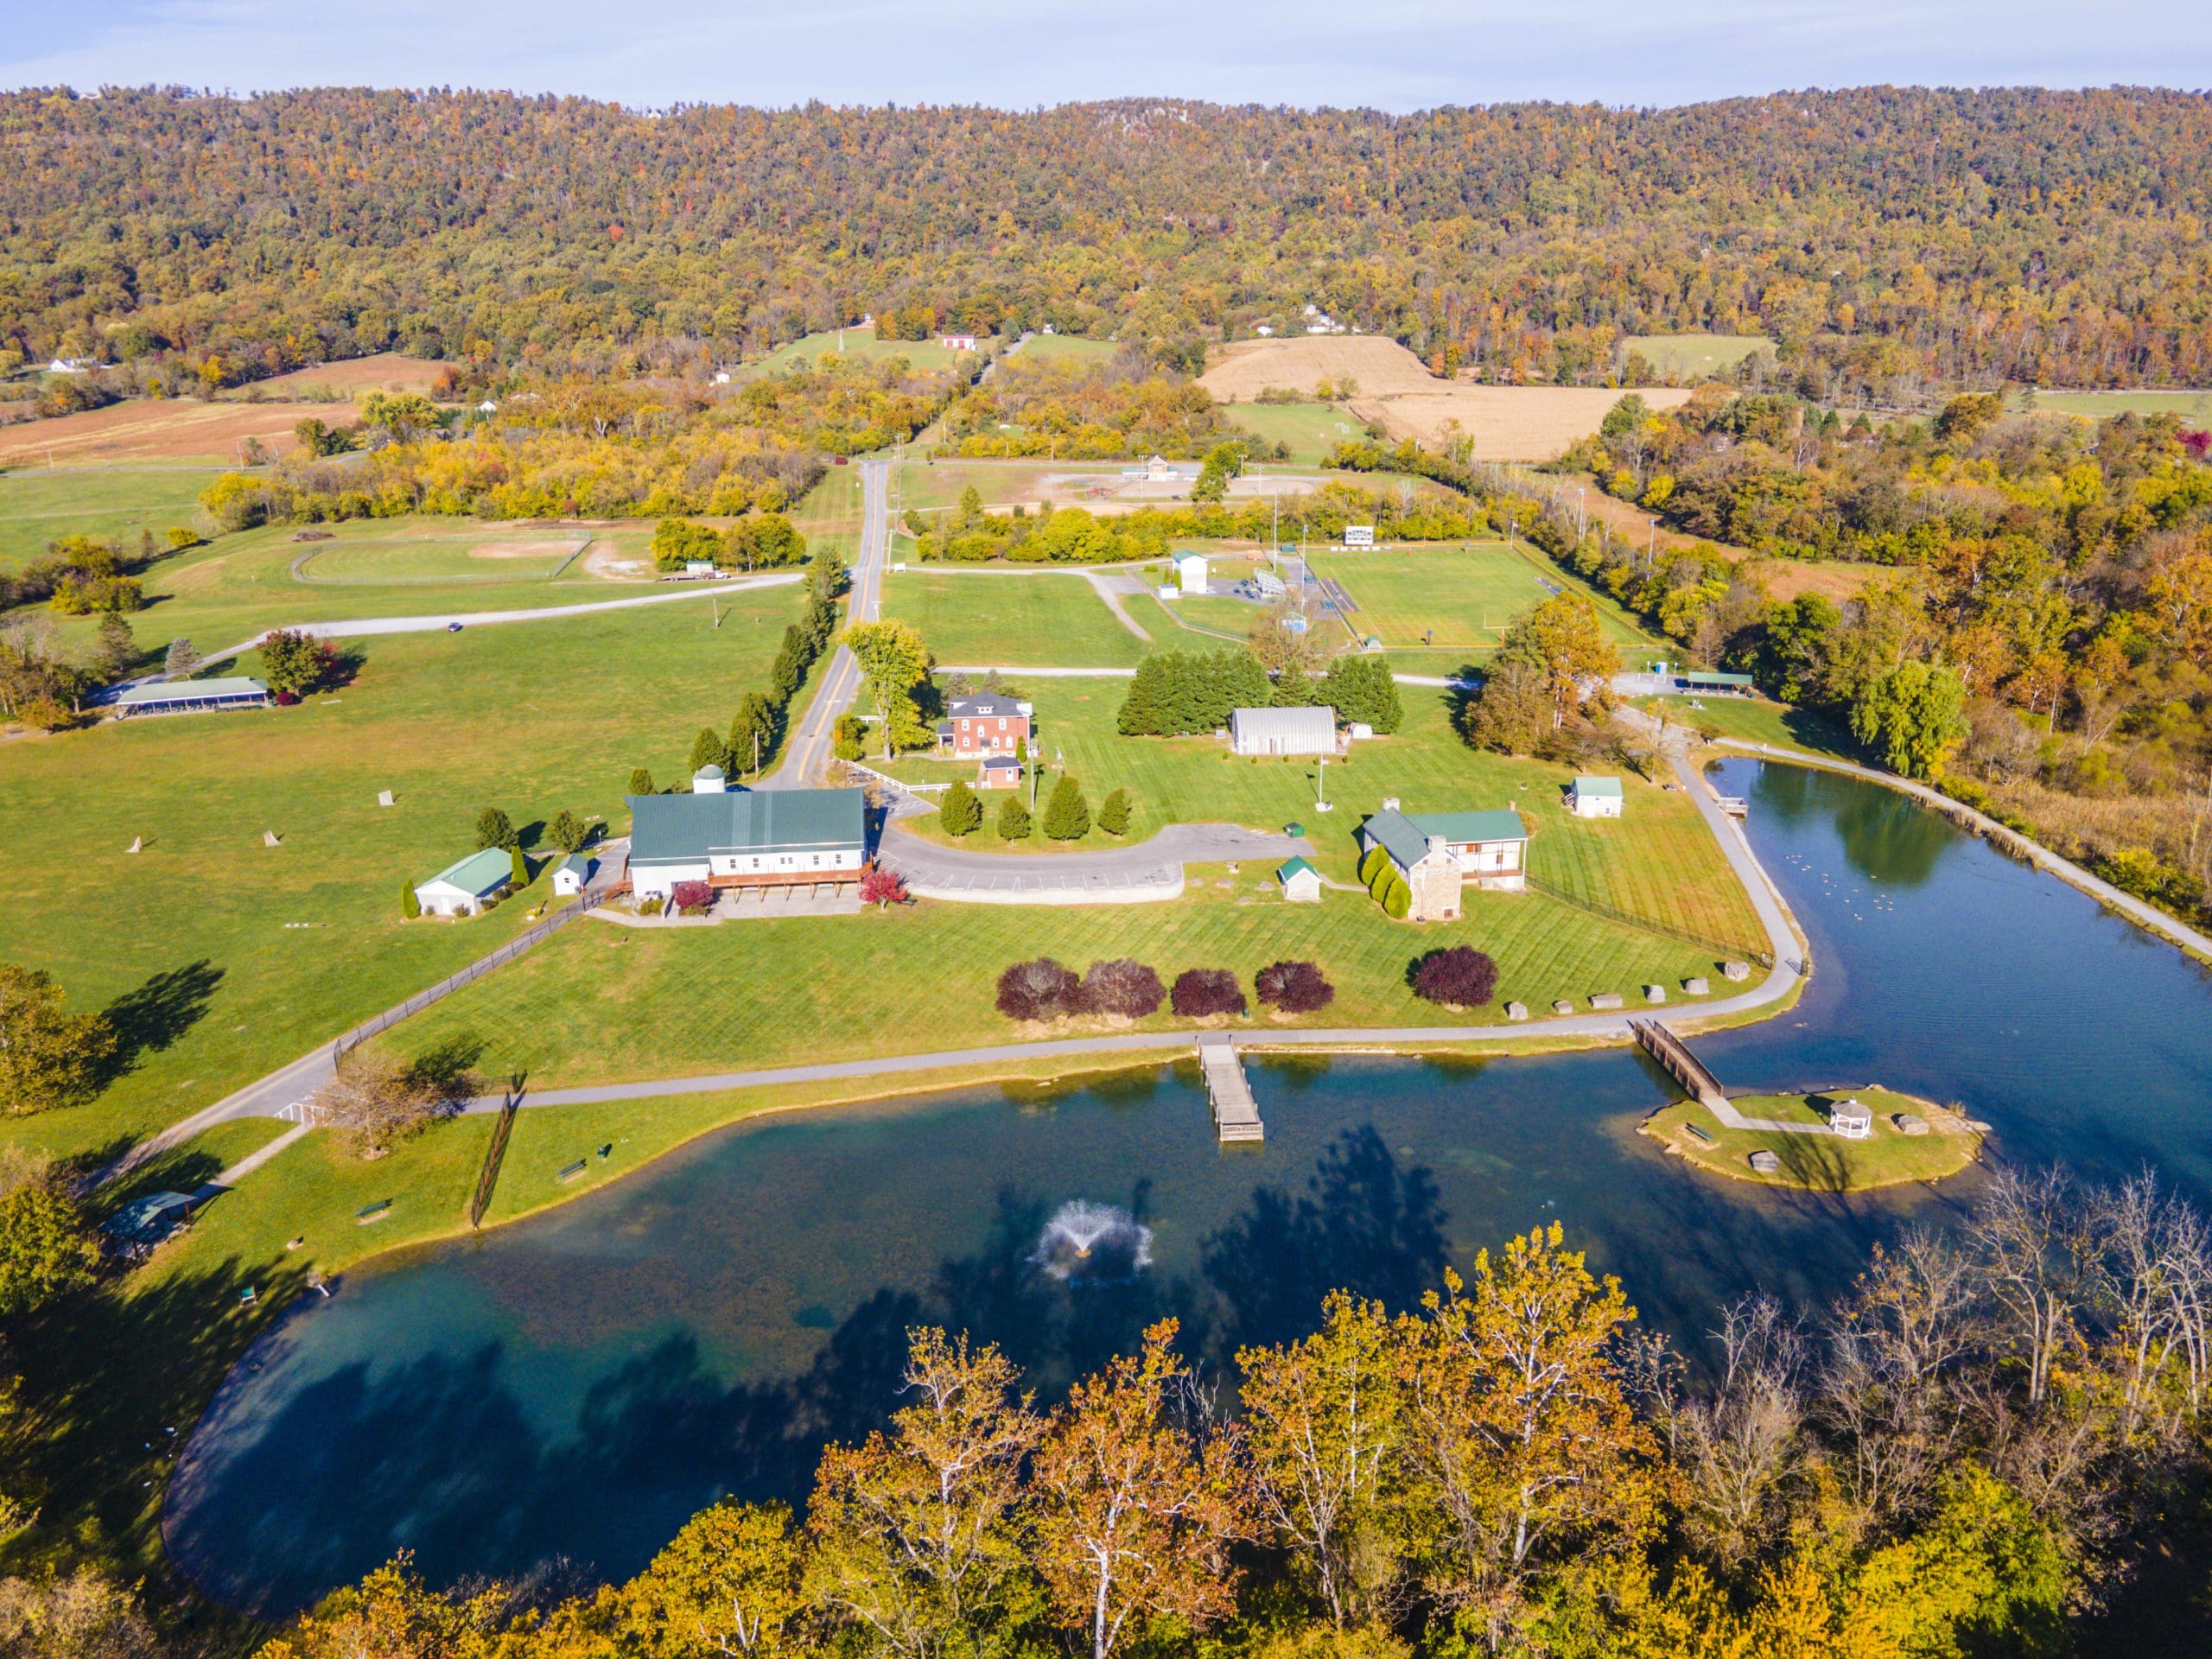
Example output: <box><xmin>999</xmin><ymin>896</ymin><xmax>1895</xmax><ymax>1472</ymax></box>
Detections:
<box><xmin>1029</xmin><ymin>1200</ymin><xmax>1154</xmax><ymax>1286</ymax></box>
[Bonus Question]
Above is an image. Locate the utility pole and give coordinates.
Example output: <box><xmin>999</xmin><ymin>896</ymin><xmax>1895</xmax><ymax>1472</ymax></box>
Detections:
<box><xmin>1648</xmin><ymin>518</ymin><xmax>1659</xmax><ymax>566</ymax></box>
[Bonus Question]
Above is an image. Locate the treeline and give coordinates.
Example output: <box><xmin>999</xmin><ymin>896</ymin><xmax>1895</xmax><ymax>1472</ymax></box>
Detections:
<box><xmin>650</xmin><ymin>553</ymin><xmax>842</xmax><ymax>787</ymax></box>
<box><xmin>938</xmin><ymin>350</ymin><xmax>1231</xmax><ymax>459</ymax></box>
<box><xmin>1117</xmin><ymin>648</ymin><xmax>1402</xmax><ymax>735</ymax></box>
<box><xmin>911</xmin><ymin>480</ymin><xmax>1480</xmax><ymax>564</ymax></box>
<box><xmin>10</xmin><ymin>89</ymin><xmax>2212</xmax><ymax>404</ymax></box>
<box><xmin>63</xmin><ymin>1164</ymin><xmax>2204</xmax><ymax>1659</ymax></box>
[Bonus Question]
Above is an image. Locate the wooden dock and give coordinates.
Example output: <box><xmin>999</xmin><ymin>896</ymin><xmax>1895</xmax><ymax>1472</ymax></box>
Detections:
<box><xmin>1197</xmin><ymin>1034</ymin><xmax>1264</xmax><ymax>1142</ymax></box>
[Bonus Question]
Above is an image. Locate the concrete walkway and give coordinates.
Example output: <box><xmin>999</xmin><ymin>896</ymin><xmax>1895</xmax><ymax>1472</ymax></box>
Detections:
<box><xmin>876</xmin><ymin>822</ymin><xmax>1304</xmax><ymax>904</ymax></box>
<box><xmin>1716</xmin><ymin>739</ymin><xmax>2212</xmax><ymax>963</ymax></box>
<box><xmin>128</xmin><ymin>574</ymin><xmax>804</xmax><ymax>687</ymax></box>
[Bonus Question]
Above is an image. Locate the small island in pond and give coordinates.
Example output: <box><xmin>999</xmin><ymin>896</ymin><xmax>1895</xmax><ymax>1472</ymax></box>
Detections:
<box><xmin>1643</xmin><ymin>1085</ymin><xmax>1986</xmax><ymax>1192</ymax></box>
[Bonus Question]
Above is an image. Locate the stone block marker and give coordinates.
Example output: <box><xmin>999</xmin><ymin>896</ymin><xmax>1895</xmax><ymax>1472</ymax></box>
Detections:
<box><xmin>1643</xmin><ymin>985</ymin><xmax>1667</xmax><ymax>1004</ymax></box>
<box><xmin>1748</xmin><ymin>1150</ymin><xmax>1780</xmax><ymax>1173</ymax></box>
<box><xmin>1589</xmin><ymin>991</ymin><xmax>1624</xmax><ymax>1010</ymax></box>
<box><xmin>378</xmin><ymin>789</ymin><xmax>396</xmax><ymax>807</ymax></box>
<box><xmin>1682</xmin><ymin>976</ymin><xmax>1710</xmax><ymax>995</ymax></box>
<box><xmin>1505</xmin><ymin>1001</ymin><xmax>1529</xmax><ymax>1022</ymax></box>
<box><xmin>263</xmin><ymin>830</ymin><xmax>281</xmax><ymax>848</ymax></box>
<box><xmin>1894</xmin><ymin>1114</ymin><xmax>1929</xmax><ymax>1136</ymax></box>
<box><xmin>1552</xmin><ymin>1000</ymin><xmax>1574</xmax><ymax>1014</ymax></box>
<box><xmin>1721</xmin><ymin>959</ymin><xmax>1751</xmax><ymax>982</ymax></box>
<box><xmin>127</xmin><ymin>835</ymin><xmax>143</xmax><ymax>854</ymax></box>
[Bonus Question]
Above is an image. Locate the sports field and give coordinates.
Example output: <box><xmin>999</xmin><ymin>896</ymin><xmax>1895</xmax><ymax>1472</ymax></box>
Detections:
<box><xmin>293</xmin><ymin>530</ymin><xmax>589</xmax><ymax>585</ymax></box>
<box><xmin>1228</xmin><ymin>402</ymin><xmax>1365</xmax><ymax>463</ymax></box>
<box><xmin>0</xmin><ymin>593</ymin><xmax>809</xmax><ymax>1168</ymax></box>
<box><xmin>0</xmin><ymin>467</ymin><xmax>223</xmax><ymax>572</ymax></box>
<box><xmin>878</xmin><ymin>569</ymin><xmax>1150</xmax><ymax>666</ymax></box>
<box><xmin>1620</xmin><ymin>334</ymin><xmax>1772</xmax><ymax>380</ymax></box>
<box><xmin>1309</xmin><ymin>543</ymin><xmax>1658</xmax><ymax>654</ymax></box>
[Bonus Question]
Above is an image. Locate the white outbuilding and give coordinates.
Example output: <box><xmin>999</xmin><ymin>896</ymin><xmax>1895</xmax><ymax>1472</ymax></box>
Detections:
<box><xmin>414</xmin><ymin>849</ymin><xmax>514</xmax><ymax>917</ymax></box>
<box><xmin>551</xmin><ymin>852</ymin><xmax>597</xmax><ymax>896</ymax></box>
<box><xmin>1569</xmin><ymin>776</ymin><xmax>1624</xmax><ymax>818</ymax></box>
<box><xmin>1230</xmin><ymin>706</ymin><xmax>1339</xmax><ymax>757</ymax></box>
<box><xmin>1175</xmin><ymin>553</ymin><xmax>1210</xmax><ymax>595</ymax></box>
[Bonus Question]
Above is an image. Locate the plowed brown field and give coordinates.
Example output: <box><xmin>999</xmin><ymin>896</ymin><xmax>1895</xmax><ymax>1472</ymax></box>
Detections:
<box><xmin>0</xmin><ymin>400</ymin><xmax>312</xmax><ymax>466</ymax></box>
<box><xmin>1202</xmin><ymin>337</ymin><xmax>1689</xmax><ymax>461</ymax></box>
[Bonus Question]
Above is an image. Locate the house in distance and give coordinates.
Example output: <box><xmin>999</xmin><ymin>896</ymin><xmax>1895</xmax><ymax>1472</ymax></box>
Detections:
<box><xmin>1358</xmin><ymin>798</ymin><xmax>1530</xmax><ymax>919</ymax></box>
<box><xmin>626</xmin><ymin>771</ymin><xmax>868</xmax><ymax>900</ymax></box>
<box><xmin>1569</xmin><ymin>776</ymin><xmax>1625</xmax><ymax>818</ymax></box>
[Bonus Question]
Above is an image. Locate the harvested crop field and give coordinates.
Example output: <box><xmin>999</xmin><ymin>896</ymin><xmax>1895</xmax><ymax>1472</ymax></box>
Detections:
<box><xmin>0</xmin><ymin>400</ymin><xmax>310</xmax><ymax>466</ymax></box>
<box><xmin>1351</xmin><ymin>386</ymin><xmax>1692</xmax><ymax>461</ymax></box>
<box><xmin>1202</xmin><ymin>335</ymin><xmax>1439</xmax><ymax>401</ymax></box>
<box><xmin>225</xmin><ymin>353</ymin><xmax>448</xmax><ymax>399</ymax></box>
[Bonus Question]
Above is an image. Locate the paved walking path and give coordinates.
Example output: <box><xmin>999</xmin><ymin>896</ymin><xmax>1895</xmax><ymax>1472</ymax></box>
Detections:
<box><xmin>122</xmin><ymin>574</ymin><xmax>803</xmax><ymax>690</ymax></box>
<box><xmin>760</xmin><ymin>459</ymin><xmax>887</xmax><ymax>790</ymax></box>
<box><xmin>1716</xmin><ymin>739</ymin><xmax>2212</xmax><ymax>963</ymax></box>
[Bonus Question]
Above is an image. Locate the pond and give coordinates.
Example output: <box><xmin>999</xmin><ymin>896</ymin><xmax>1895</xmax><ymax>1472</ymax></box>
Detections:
<box><xmin>165</xmin><ymin>759</ymin><xmax>2212</xmax><ymax>1615</ymax></box>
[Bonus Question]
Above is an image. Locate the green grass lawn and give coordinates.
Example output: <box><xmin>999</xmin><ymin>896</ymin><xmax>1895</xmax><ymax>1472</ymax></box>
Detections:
<box><xmin>0</xmin><ymin>466</ymin><xmax>226</xmax><ymax>573</ymax></box>
<box><xmin>882</xmin><ymin>683</ymin><xmax>1764</xmax><ymax>951</ymax></box>
<box><xmin>879</xmin><ymin>569</ymin><xmax>1149</xmax><ymax>666</ymax></box>
<box><xmin>789</xmin><ymin>464</ymin><xmax>867</xmax><ymax>563</ymax></box>
<box><xmin>292</xmin><ymin>528</ymin><xmax>588</xmax><ymax>585</ymax></box>
<box><xmin>0</xmin><ymin>593</ymin><xmax>807</xmax><ymax>1171</ymax></box>
<box><xmin>1637</xmin><ymin>695</ymin><xmax>1865</xmax><ymax>763</ymax></box>
<box><xmin>384</xmin><ymin>875</ymin><xmax>1731</xmax><ymax>1094</ymax></box>
<box><xmin>2027</xmin><ymin>390</ymin><xmax>2212</xmax><ymax>421</ymax></box>
<box><xmin>1011</xmin><ymin>334</ymin><xmax>1118</xmax><ymax>363</ymax></box>
<box><xmin>1227</xmin><ymin>403</ymin><xmax>1365</xmax><ymax>463</ymax></box>
<box><xmin>1311</xmin><ymin>543</ymin><xmax>1658</xmax><ymax>654</ymax></box>
<box><xmin>893</xmin><ymin>460</ymin><xmax>1128</xmax><ymax>515</ymax></box>
<box><xmin>1643</xmin><ymin>1087</ymin><xmax>1983</xmax><ymax>1192</ymax></box>
<box><xmin>1622</xmin><ymin>335</ymin><xmax>1772</xmax><ymax>380</ymax></box>
<box><xmin>753</xmin><ymin>327</ymin><xmax>964</xmax><ymax>375</ymax></box>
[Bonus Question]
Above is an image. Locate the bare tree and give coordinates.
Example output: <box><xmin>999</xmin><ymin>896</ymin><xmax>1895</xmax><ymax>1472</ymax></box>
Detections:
<box><xmin>1672</xmin><ymin>1294</ymin><xmax>1808</xmax><ymax>1566</ymax></box>
<box><xmin>2099</xmin><ymin>1173</ymin><xmax>2212</xmax><ymax>1441</ymax></box>
<box><xmin>1968</xmin><ymin>1166</ymin><xmax>2105</xmax><ymax>1409</ymax></box>
<box><xmin>311</xmin><ymin>1045</ymin><xmax>474</xmax><ymax>1158</ymax></box>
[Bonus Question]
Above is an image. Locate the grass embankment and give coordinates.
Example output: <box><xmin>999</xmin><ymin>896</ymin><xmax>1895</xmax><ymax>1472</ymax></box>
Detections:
<box><xmin>1225</xmin><ymin>403</ymin><xmax>1365</xmax><ymax>463</ymax></box>
<box><xmin>1642</xmin><ymin>1088</ymin><xmax>1983</xmax><ymax>1192</ymax></box>
<box><xmin>1310</xmin><ymin>543</ymin><xmax>1656</xmax><ymax>657</ymax></box>
<box><xmin>1637</xmin><ymin>695</ymin><xmax>1866</xmax><ymax>764</ymax></box>
<box><xmin>0</xmin><ymin>593</ymin><xmax>806</xmax><ymax>1169</ymax></box>
<box><xmin>0</xmin><ymin>467</ymin><xmax>226</xmax><ymax>574</ymax></box>
<box><xmin>877</xmin><ymin>569</ymin><xmax>1148</xmax><ymax>666</ymax></box>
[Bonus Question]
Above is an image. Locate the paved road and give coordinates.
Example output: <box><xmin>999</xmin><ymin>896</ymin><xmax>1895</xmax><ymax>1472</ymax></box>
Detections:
<box><xmin>149</xmin><ymin>575</ymin><xmax>803</xmax><ymax>686</ymax></box>
<box><xmin>1715</xmin><ymin>738</ymin><xmax>2212</xmax><ymax>962</ymax></box>
<box><xmin>762</xmin><ymin>458</ymin><xmax>887</xmax><ymax>791</ymax></box>
<box><xmin>876</xmin><ymin>822</ymin><xmax>1303</xmax><ymax>902</ymax></box>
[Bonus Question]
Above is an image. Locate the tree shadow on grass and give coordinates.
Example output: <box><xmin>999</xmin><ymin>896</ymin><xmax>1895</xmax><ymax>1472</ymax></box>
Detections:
<box><xmin>95</xmin><ymin>959</ymin><xmax>224</xmax><ymax>1088</ymax></box>
<box><xmin>1770</xmin><ymin>1109</ymin><xmax>1852</xmax><ymax>1198</ymax></box>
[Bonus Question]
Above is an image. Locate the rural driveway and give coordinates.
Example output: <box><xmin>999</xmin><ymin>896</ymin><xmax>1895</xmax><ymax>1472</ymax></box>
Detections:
<box><xmin>875</xmin><ymin>821</ymin><xmax>1305</xmax><ymax>902</ymax></box>
<box><xmin>761</xmin><ymin>457</ymin><xmax>887</xmax><ymax>790</ymax></box>
<box><xmin>157</xmin><ymin>574</ymin><xmax>804</xmax><ymax>684</ymax></box>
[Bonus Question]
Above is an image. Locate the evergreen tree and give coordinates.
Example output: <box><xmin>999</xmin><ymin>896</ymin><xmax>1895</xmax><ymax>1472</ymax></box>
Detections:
<box><xmin>509</xmin><ymin>845</ymin><xmax>531</xmax><ymax>887</ymax></box>
<box><xmin>164</xmin><ymin>635</ymin><xmax>202</xmax><ymax>679</ymax></box>
<box><xmin>941</xmin><ymin>779</ymin><xmax>983</xmax><ymax>836</ymax></box>
<box><xmin>1042</xmin><ymin>775</ymin><xmax>1090</xmax><ymax>841</ymax></box>
<box><xmin>997</xmin><ymin>793</ymin><xmax>1033</xmax><ymax>841</ymax></box>
<box><xmin>690</xmin><ymin>726</ymin><xmax>731</xmax><ymax>777</ymax></box>
<box><xmin>628</xmin><ymin>766</ymin><xmax>656</xmax><ymax>796</ymax></box>
<box><xmin>1321</xmin><ymin>656</ymin><xmax>1403</xmax><ymax>733</ymax></box>
<box><xmin>1097</xmin><ymin>788</ymin><xmax>1132</xmax><ymax>836</ymax></box>
<box><xmin>474</xmin><ymin>806</ymin><xmax>516</xmax><ymax>850</ymax></box>
<box><xmin>548</xmin><ymin>810</ymin><xmax>587</xmax><ymax>852</ymax></box>
<box><xmin>729</xmin><ymin>692</ymin><xmax>777</xmax><ymax>775</ymax></box>
<box><xmin>1118</xmin><ymin>654</ymin><xmax>1172</xmax><ymax>735</ymax></box>
<box><xmin>400</xmin><ymin>878</ymin><xmax>420</xmax><ymax>919</ymax></box>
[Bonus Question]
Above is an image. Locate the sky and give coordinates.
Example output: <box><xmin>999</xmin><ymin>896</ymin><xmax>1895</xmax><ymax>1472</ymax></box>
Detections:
<box><xmin>3</xmin><ymin>1</ymin><xmax>2209</xmax><ymax>111</ymax></box>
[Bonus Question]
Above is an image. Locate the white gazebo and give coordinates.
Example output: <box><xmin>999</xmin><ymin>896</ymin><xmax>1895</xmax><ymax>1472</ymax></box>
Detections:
<box><xmin>1830</xmin><ymin>1097</ymin><xmax>1873</xmax><ymax>1140</ymax></box>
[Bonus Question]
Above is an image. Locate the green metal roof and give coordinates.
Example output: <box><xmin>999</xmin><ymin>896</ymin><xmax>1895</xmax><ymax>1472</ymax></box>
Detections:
<box><xmin>1276</xmin><ymin>855</ymin><xmax>1319</xmax><ymax>883</ymax></box>
<box><xmin>1573</xmin><ymin>775</ymin><xmax>1624</xmax><ymax>797</ymax></box>
<box><xmin>629</xmin><ymin>787</ymin><xmax>867</xmax><ymax>865</ymax></box>
<box><xmin>1676</xmin><ymin>671</ymin><xmax>1755</xmax><ymax>686</ymax></box>
<box><xmin>1362</xmin><ymin>806</ymin><xmax>1527</xmax><ymax>872</ymax></box>
<box><xmin>421</xmin><ymin>848</ymin><xmax>514</xmax><ymax>896</ymax></box>
<box><xmin>559</xmin><ymin>851</ymin><xmax>596</xmax><ymax>878</ymax></box>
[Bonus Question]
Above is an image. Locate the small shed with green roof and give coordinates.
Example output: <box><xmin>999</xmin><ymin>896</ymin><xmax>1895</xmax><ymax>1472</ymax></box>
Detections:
<box><xmin>1569</xmin><ymin>775</ymin><xmax>1624</xmax><ymax>818</ymax></box>
<box><xmin>414</xmin><ymin>848</ymin><xmax>515</xmax><ymax>917</ymax></box>
<box><xmin>1275</xmin><ymin>855</ymin><xmax>1323</xmax><ymax>903</ymax></box>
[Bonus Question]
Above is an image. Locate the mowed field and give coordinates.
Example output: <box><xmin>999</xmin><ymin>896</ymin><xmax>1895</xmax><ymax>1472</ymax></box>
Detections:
<box><xmin>0</xmin><ymin>467</ymin><xmax>222</xmax><ymax>571</ymax></box>
<box><xmin>878</xmin><ymin>569</ymin><xmax>1150</xmax><ymax>666</ymax></box>
<box><xmin>1227</xmin><ymin>402</ymin><xmax>1366</xmax><ymax>462</ymax></box>
<box><xmin>0</xmin><ymin>593</ymin><xmax>810</xmax><ymax>1167</ymax></box>
<box><xmin>1201</xmin><ymin>336</ymin><xmax>1688</xmax><ymax>460</ymax></box>
<box><xmin>2028</xmin><ymin>390</ymin><xmax>2212</xmax><ymax>421</ymax></box>
<box><xmin>753</xmin><ymin>327</ymin><xmax>968</xmax><ymax>374</ymax></box>
<box><xmin>1310</xmin><ymin>543</ymin><xmax>1659</xmax><ymax>655</ymax></box>
<box><xmin>295</xmin><ymin>531</ymin><xmax>590</xmax><ymax>586</ymax></box>
<box><xmin>1619</xmin><ymin>335</ymin><xmax>1772</xmax><ymax>380</ymax></box>
<box><xmin>1011</xmin><ymin>334</ymin><xmax>1119</xmax><ymax>363</ymax></box>
<box><xmin>0</xmin><ymin>400</ymin><xmax>317</xmax><ymax>466</ymax></box>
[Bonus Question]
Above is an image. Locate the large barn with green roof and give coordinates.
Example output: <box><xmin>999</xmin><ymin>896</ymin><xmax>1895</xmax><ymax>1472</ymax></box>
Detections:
<box><xmin>626</xmin><ymin>767</ymin><xmax>869</xmax><ymax>899</ymax></box>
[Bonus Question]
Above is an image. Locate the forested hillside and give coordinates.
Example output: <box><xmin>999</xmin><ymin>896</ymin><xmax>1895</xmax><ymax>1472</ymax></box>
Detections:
<box><xmin>3</xmin><ymin>86</ymin><xmax>2211</xmax><ymax>397</ymax></box>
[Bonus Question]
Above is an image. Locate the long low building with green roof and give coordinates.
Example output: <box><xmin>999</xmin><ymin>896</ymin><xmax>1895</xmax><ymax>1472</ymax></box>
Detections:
<box><xmin>626</xmin><ymin>766</ymin><xmax>869</xmax><ymax>899</ymax></box>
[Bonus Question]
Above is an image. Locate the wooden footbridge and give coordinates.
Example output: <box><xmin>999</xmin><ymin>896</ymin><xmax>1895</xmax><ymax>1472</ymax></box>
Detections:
<box><xmin>1629</xmin><ymin>1018</ymin><xmax>1732</xmax><ymax>1114</ymax></box>
<box><xmin>1197</xmin><ymin>1034</ymin><xmax>1264</xmax><ymax>1142</ymax></box>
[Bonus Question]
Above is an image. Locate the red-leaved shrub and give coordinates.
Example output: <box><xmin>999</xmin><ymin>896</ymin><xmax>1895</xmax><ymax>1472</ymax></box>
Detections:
<box><xmin>1255</xmin><ymin>959</ymin><xmax>1335</xmax><ymax>1014</ymax></box>
<box><xmin>1171</xmin><ymin>968</ymin><xmax>1247</xmax><ymax>1019</ymax></box>
<box><xmin>1082</xmin><ymin>958</ymin><xmax>1165</xmax><ymax>1019</ymax></box>
<box><xmin>671</xmin><ymin>880</ymin><xmax>714</xmax><ymax>914</ymax></box>
<box><xmin>860</xmin><ymin>867</ymin><xmax>909</xmax><ymax>907</ymax></box>
<box><xmin>997</xmin><ymin>957</ymin><xmax>1084</xmax><ymax>1021</ymax></box>
<box><xmin>1411</xmin><ymin>945</ymin><xmax>1498</xmax><ymax>1009</ymax></box>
